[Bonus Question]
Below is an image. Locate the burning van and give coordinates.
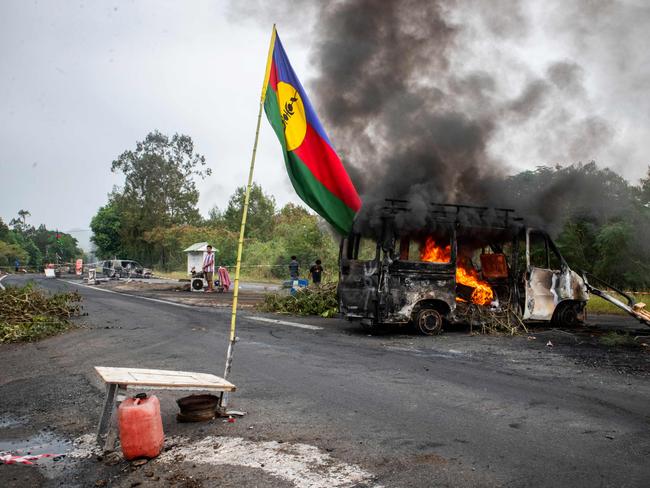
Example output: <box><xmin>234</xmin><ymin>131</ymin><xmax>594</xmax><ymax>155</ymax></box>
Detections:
<box><xmin>338</xmin><ymin>200</ymin><xmax>590</xmax><ymax>334</ymax></box>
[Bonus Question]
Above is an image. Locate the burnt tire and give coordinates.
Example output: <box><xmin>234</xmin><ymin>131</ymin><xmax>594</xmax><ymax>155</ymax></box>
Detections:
<box><xmin>552</xmin><ymin>302</ymin><xmax>583</xmax><ymax>328</ymax></box>
<box><xmin>415</xmin><ymin>308</ymin><xmax>443</xmax><ymax>336</ymax></box>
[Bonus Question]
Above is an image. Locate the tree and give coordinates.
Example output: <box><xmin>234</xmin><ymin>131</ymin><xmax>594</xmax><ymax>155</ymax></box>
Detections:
<box><xmin>205</xmin><ymin>205</ymin><xmax>224</xmax><ymax>227</ymax></box>
<box><xmin>90</xmin><ymin>203</ymin><xmax>123</xmax><ymax>259</ymax></box>
<box><xmin>9</xmin><ymin>209</ymin><xmax>31</xmax><ymax>232</ymax></box>
<box><xmin>638</xmin><ymin>166</ymin><xmax>650</xmax><ymax>206</ymax></box>
<box><xmin>0</xmin><ymin>241</ymin><xmax>27</xmax><ymax>268</ymax></box>
<box><xmin>592</xmin><ymin>221</ymin><xmax>650</xmax><ymax>289</ymax></box>
<box><xmin>0</xmin><ymin>218</ymin><xmax>9</xmax><ymax>240</ymax></box>
<box><xmin>222</xmin><ymin>183</ymin><xmax>276</xmax><ymax>239</ymax></box>
<box><xmin>22</xmin><ymin>239</ymin><xmax>42</xmax><ymax>268</ymax></box>
<box><xmin>107</xmin><ymin>131</ymin><xmax>210</xmax><ymax>263</ymax></box>
<box><xmin>17</xmin><ymin>209</ymin><xmax>31</xmax><ymax>226</ymax></box>
<box><xmin>555</xmin><ymin>219</ymin><xmax>598</xmax><ymax>272</ymax></box>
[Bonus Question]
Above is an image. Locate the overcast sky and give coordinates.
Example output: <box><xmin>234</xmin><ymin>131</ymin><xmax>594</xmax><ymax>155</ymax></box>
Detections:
<box><xmin>1</xmin><ymin>1</ymin><xmax>649</xmax><ymax>250</ymax></box>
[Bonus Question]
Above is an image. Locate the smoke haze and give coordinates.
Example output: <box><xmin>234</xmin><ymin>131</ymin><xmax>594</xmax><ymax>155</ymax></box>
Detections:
<box><xmin>232</xmin><ymin>0</ymin><xmax>650</xmax><ymax>232</ymax></box>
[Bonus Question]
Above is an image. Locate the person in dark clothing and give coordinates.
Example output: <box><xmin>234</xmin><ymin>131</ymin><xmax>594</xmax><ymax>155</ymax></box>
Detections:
<box><xmin>309</xmin><ymin>259</ymin><xmax>323</xmax><ymax>285</ymax></box>
<box><xmin>289</xmin><ymin>256</ymin><xmax>299</xmax><ymax>280</ymax></box>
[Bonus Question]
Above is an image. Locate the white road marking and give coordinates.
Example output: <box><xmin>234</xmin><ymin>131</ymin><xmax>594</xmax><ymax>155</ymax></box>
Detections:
<box><xmin>247</xmin><ymin>316</ymin><xmax>323</xmax><ymax>330</ymax></box>
<box><xmin>61</xmin><ymin>280</ymin><xmax>324</xmax><ymax>329</ymax></box>
<box><xmin>62</xmin><ymin>280</ymin><xmax>195</xmax><ymax>309</ymax></box>
<box><xmin>0</xmin><ymin>274</ymin><xmax>6</xmax><ymax>290</ymax></box>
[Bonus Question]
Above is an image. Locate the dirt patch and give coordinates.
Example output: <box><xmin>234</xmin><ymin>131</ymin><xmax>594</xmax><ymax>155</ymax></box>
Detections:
<box><xmin>96</xmin><ymin>279</ymin><xmax>274</xmax><ymax>309</ymax></box>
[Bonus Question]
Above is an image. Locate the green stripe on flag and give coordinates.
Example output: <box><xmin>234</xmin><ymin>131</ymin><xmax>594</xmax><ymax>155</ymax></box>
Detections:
<box><xmin>264</xmin><ymin>87</ymin><xmax>356</xmax><ymax>234</ymax></box>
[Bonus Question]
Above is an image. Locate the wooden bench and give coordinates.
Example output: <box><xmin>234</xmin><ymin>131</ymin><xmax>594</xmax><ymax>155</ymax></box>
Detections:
<box><xmin>95</xmin><ymin>366</ymin><xmax>236</xmax><ymax>451</ymax></box>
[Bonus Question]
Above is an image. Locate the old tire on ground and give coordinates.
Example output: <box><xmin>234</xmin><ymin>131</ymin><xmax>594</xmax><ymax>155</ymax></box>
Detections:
<box><xmin>552</xmin><ymin>302</ymin><xmax>583</xmax><ymax>328</ymax></box>
<box><xmin>415</xmin><ymin>308</ymin><xmax>443</xmax><ymax>335</ymax></box>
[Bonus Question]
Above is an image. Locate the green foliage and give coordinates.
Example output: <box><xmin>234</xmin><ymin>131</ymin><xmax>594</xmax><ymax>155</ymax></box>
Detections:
<box><xmin>90</xmin><ymin>203</ymin><xmax>123</xmax><ymax>259</ymax></box>
<box><xmin>1</xmin><ymin>211</ymin><xmax>83</xmax><ymax>269</ymax></box>
<box><xmin>206</xmin><ymin>205</ymin><xmax>224</xmax><ymax>226</ymax></box>
<box><xmin>142</xmin><ymin>225</ymin><xmax>239</xmax><ymax>271</ymax></box>
<box><xmin>103</xmin><ymin>131</ymin><xmax>210</xmax><ymax>262</ymax></box>
<box><xmin>0</xmin><ymin>218</ymin><xmax>9</xmax><ymax>240</ymax></box>
<box><xmin>0</xmin><ymin>241</ymin><xmax>28</xmax><ymax>268</ymax></box>
<box><xmin>22</xmin><ymin>239</ymin><xmax>42</xmax><ymax>268</ymax></box>
<box><xmin>222</xmin><ymin>183</ymin><xmax>276</xmax><ymax>239</ymax></box>
<box><xmin>638</xmin><ymin>167</ymin><xmax>650</xmax><ymax>206</ymax></box>
<box><xmin>0</xmin><ymin>284</ymin><xmax>82</xmax><ymax>343</ymax></box>
<box><xmin>258</xmin><ymin>283</ymin><xmax>338</xmax><ymax>317</ymax></box>
<box><xmin>88</xmin><ymin>153</ymin><xmax>650</xmax><ymax>293</ymax></box>
<box><xmin>555</xmin><ymin>220</ymin><xmax>598</xmax><ymax>272</ymax></box>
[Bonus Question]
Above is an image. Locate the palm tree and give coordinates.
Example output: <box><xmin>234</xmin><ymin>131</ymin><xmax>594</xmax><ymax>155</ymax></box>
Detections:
<box><xmin>17</xmin><ymin>209</ymin><xmax>31</xmax><ymax>225</ymax></box>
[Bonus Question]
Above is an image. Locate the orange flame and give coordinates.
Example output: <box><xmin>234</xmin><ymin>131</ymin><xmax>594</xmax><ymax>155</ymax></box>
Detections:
<box><xmin>420</xmin><ymin>237</ymin><xmax>494</xmax><ymax>306</ymax></box>
<box><xmin>420</xmin><ymin>236</ymin><xmax>451</xmax><ymax>262</ymax></box>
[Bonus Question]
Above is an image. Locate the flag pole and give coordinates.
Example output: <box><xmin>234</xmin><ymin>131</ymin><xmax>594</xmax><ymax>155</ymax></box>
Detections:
<box><xmin>220</xmin><ymin>24</ymin><xmax>277</xmax><ymax>409</ymax></box>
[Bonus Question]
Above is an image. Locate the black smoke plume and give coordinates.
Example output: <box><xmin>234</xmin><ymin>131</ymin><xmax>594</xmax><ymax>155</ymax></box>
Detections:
<box><xmin>231</xmin><ymin>0</ymin><xmax>647</xmax><ymax>235</ymax></box>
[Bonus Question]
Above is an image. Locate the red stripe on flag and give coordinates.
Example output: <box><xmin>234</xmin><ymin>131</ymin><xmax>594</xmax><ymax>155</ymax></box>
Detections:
<box><xmin>292</xmin><ymin>124</ymin><xmax>361</xmax><ymax>212</ymax></box>
<box><xmin>269</xmin><ymin>60</ymin><xmax>279</xmax><ymax>91</ymax></box>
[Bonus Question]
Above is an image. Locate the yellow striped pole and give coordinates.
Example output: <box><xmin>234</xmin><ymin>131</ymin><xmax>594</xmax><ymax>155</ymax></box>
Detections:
<box><xmin>221</xmin><ymin>25</ymin><xmax>277</xmax><ymax>408</ymax></box>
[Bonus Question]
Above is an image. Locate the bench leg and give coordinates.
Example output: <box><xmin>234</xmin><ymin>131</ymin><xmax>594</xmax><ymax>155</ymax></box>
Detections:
<box><xmin>103</xmin><ymin>385</ymin><xmax>126</xmax><ymax>452</ymax></box>
<box><xmin>97</xmin><ymin>384</ymin><xmax>117</xmax><ymax>447</ymax></box>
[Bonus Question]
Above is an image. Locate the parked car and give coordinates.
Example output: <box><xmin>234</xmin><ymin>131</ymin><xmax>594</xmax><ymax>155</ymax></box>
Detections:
<box><xmin>102</xmin><ymin>260</ymin><xmax>153</xmax><ymax>279</ymax></box>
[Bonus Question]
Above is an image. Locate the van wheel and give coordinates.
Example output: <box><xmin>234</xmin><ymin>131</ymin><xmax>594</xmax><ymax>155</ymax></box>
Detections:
<box><xmin>415</xmin><ymin>308</ymin><xmax>443</xmax><ymax>335</ymax></box>
<box><xmin>552</xmin><ymin>302</ymin><xmax>582</xmax><ymax>328</ymax></box>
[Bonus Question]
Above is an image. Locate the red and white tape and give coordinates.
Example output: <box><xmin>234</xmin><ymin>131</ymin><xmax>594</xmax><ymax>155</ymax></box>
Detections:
<box><xmin>0</xmin><ymin>452</ymin><xmax>63</xmax><ymax>465</ymax></box>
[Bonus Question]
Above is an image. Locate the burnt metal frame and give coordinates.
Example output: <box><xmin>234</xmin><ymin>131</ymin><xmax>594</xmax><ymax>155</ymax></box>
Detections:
<box><xmin>382</xmin><ymin>199</ymin><xmax>523</xmax><ymax>230</ymax></box>
<box><xmin>339</xmin><ymin>201</ymin><xmax>531</xmax><ymax>325</ymax></box>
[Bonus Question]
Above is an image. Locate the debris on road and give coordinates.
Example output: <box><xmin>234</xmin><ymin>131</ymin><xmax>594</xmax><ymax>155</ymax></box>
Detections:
<box><xmin>176</xmin><ymin>394</ymin><xmax>219</xmax><ymax>423</ymax></box>
<box><xmin>0</xmin><ymin>452</ymin><xmax>64</xmax><ymax>465</ymax></box>
<box><xmin>225</xmin><ymin>410</ymin><xmax>247</xmax><ymax>417</ymax></box>
<box><xmin>0</xmin><ymin>283</ymin><xmax>82</xmax><ymax>343</ymax></box>
<box><xmin>258</xmin><ymin>282</ymin><xmax>338</xmax><ymax>317</ymax></box>
<box><xmin>156</xmin><ymin>435</ymin><xmax>378</xmax><ymax>488</ymax></box>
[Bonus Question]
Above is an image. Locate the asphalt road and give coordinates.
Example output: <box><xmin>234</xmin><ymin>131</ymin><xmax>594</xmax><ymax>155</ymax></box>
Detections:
<box><xmin>1</xmin><ymin>274</ymin><xmax>649</xmax><ymax>487</ymax></box>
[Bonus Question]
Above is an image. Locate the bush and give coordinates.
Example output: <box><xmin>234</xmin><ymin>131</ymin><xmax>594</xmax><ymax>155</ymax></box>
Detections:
<box><xmin>0</xmin><ymin>284</ymin><xmax>82</xmax><ymax>343</ymax></box>
<box><xmin>257</xmin><ymin>283</ymin><xmax>338</xmax><ymax>317</ymax></box>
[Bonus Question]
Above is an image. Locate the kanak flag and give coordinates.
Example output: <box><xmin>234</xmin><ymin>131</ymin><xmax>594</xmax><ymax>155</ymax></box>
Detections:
<box><xmin>262</xmin><ymin>27</ymin><xmax>361</xmax><ymax>235</ymax></box>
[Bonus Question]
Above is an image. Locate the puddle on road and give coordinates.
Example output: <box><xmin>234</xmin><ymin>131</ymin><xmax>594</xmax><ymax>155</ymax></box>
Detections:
<box><xmin>0</xmin><ymin>430</ymin><xmax>70</xmax><ymax>456</ymax></box>
<box><xmin>0</xmin><ymin>414</ymin><xmax>27</xmax><ymax>428</ymax></box>
<box><xmin>0</xmin><ymin>416</ymin><xmax>72</xmax><ymax>473</ymax></box>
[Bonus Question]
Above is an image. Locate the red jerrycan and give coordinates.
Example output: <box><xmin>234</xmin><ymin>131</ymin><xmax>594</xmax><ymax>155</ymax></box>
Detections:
<box><xmin>118</xmin><ymin>393</ymin><xmax>164</xmax><ymax>460</ymax></box>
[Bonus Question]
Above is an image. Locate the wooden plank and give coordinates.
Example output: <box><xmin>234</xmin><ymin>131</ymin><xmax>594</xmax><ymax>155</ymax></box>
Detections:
<box><xmin>94</xmin><ymin>366</ymin><xmax>236</xmax><ymax>391</ymax></box>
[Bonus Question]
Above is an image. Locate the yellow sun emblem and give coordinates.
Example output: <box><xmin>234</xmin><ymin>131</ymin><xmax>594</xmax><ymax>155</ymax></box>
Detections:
<box><xmin>277</xmin><ymin>81</ymin><xmax>307</xmax><ymax>151</ymax></box>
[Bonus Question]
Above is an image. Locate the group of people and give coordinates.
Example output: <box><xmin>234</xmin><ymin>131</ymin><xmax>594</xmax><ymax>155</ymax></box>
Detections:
<box><xmin>289</xmin><ymin>255</ymin><xmax>324</xmax><ymax>285</ymax></box>
<box><xmin>195</xmin><ymin>245</ymin><xmax>325</xmax><ymax>289</ymax></box>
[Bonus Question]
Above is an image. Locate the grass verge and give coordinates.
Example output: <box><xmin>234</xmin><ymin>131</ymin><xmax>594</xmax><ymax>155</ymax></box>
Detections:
<box><xmin>0</xmin><ymin>284</ymin><xmax>82</xmax><ymax>343</ymax></box>
<box><xmin>586</xmin><ymin>292</ymin><xmax>650</xmax><ymax>315</ymax></box>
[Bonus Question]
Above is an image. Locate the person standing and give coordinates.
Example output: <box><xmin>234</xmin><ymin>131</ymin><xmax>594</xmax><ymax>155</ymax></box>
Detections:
<box><xmin>309</xmin><ymin>259</ymin><xmax>324</xmax><ymax>285</ymax></box>
<box><xmin>289</xmin><ymin>255</ymin><xmax>299</xmax><ymax>280</ymax></box>
<box><xmin>14</xmin><ymin>258</ymin><xmax>20</xmax><ymax>272</ymax></box>
<box><xmin>203</xmin><ymin>245</ymin><xmax>215</xmax><ymax>292</ymax></box>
